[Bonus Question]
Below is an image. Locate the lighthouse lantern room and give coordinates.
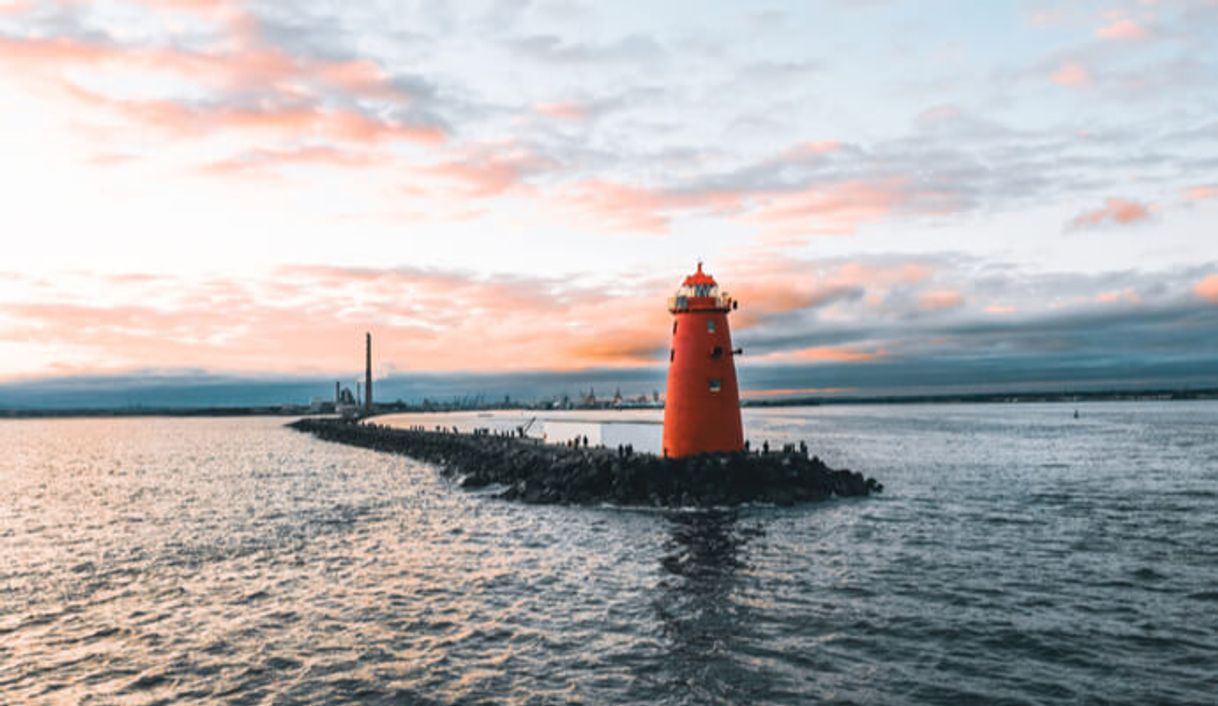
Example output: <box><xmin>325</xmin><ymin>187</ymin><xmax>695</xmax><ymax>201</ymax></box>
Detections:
<box><xmin>662</xmin><ymin>262</ymin><xmax>744</xmax><ymax>457</ymax></box>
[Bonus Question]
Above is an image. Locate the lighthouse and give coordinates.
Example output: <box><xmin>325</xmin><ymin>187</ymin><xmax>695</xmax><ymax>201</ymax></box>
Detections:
<box><xmin>662</xmin><ymin>263</ymin><xmax>744</xmax><ymax>457</ymax></box>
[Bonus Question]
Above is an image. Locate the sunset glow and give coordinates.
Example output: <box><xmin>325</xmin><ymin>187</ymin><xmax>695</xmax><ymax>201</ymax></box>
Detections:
<box><xmin>2</xmin><ymin>0</ymin><xmax>1217</xmax><ymax>404</ymax></box>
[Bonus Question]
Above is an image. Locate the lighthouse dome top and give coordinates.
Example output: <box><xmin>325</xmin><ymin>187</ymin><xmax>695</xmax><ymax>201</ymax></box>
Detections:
<box><xmin>682</xmin><ymin>261</ymin><xmax>717</xmax><ymax>287</ymax></box>
<box><xmin>669</xmin><ymin>262</ymin><xmax>735</xmax><ymax>313</ymax></box>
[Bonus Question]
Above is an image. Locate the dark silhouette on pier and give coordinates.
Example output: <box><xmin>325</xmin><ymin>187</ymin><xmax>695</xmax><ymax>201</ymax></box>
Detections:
<box><xmin>289</xmin><ymin>418</ymin><xmax>881</xmax><ymax>507</ymax></box>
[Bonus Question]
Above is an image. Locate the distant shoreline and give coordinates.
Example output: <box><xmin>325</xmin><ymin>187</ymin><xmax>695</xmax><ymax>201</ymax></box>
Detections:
<box><xmin>2</xmin><ymin>387</ymin><xmax>1215</xmax><ymax>419</ymax></box>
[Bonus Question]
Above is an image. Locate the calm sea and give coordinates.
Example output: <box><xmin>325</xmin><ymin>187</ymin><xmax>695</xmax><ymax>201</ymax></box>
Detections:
<box><xmin>2</xmin><ymin>402</ymin><xmax>1216</xmax><ymax>704</ymax></box>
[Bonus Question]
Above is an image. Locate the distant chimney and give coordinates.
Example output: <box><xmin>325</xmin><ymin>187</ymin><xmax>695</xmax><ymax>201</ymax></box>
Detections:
<box><xmin>364</xmin><ymin>332</ymin><xmax>373</xmax><ymax>413</ymax></box>
<box><xmin>335</xmin><ymin>381</ymin><xmax>341</xmax><ymax>405</ymax></box>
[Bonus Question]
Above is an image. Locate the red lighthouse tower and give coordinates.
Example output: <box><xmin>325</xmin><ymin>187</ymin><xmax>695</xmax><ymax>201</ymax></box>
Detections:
<box><xmin>662</xmin><ymin>263</ymin><xmax>744</xmax><ymax>458</ymax></box>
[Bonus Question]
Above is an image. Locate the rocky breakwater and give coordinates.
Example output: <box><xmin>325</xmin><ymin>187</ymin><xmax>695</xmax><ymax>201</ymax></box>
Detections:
<box><xmin>288</xmin><ymin>418</ymin><xmax>883</xmax><ymax>507</ymax></box>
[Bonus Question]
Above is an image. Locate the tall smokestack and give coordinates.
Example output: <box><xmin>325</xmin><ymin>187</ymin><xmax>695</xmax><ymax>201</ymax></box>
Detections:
<box><xmin>364</xmin><ymin>332</ymin><xmax>373</xmax><ymax>413</ymax></box>
<box><xmin>335</xmin><ymin>381</ymin><xmax>341</xmax><ymax>404</ymax></box>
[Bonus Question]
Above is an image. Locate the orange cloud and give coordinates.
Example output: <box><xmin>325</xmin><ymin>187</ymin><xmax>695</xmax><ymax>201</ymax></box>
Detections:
<box><xmin>918</xmin><ymin>288</ymin><xmax>964</xmax><ymax>311</ymax></box>
<box><xmin>423</xmin><ymin>145</ymin><xmax>556</xmax><ymax>196</ymax></box>
<box><xmin>1097</xmin><ymin>19</ymin><xmax>1148</xmax><ymax>40</ymax></box>
<box><xmin>827</xmin><ymin>261</ymin><xmax>933</xmax><ymax>288</ymax></box>
<box><xmin>57</xmin><ymin>84</ymin><xmax>443</xmax><ymax>145</ymax></box>
<box><xmin>0</xmin><ymin>0</ymin><xmax>31</xmax><ymax>14</ymax></box>
<box><xmin>719</xmin><ymin>257</ymin><xmax>933</xmax><ymax>327</ymax></box>
<box><xmin>1196</xmin><ymin>275</ymin><xmax>1218</xmax><ymax>304</ymax></box>
<box><xmin>1051</xmin><ymin>62</ymin><xmax>1091</xmax><ymax>86</ymax></box>
<box><xmin>564</xmin><ymin>180</ymin><xmax>745</xmax><ymax>232</ymax></box>
<box><xmin>1068</xmin><ymin>198</ymin><xmax>1151</xmax><ymax>229</ymax></box>
<box><xmin>1096</xmin><ymin>288</ymin><xmax>1140</xmax><ymax>304</ymax></box>
<box><xmin>0</xmin><ymin>30</ymin><xmax>405</xmax><ymax>102</ymax></box>
<box><xmin>1185</xmin><ymin>185</ymin><xmax>1218</xmax><ymax>201</ymax></box>
<box><xmin>747</xmin><ymin>179</ymin><xmax>911</xmax><ymax>235</ymax></box>
<box><xmin>984</xmin><ymin>304</ymin><xmax>1017</xmax><ymax>315</ymax></box>
<box><xmin>0</xmin><ymin>9</ymin><xmax>441</xmax><ymax>152</ymax></box>
<box><xmin>536</xmin><ymin>101</ymin><xmax>590</xmax><ymax>121</ymax></box>
<box><xmin>0</xmin><ymin>267</ymin><xmax>675</xmax><ymax>376</ymax></box>
<box><xmin>561</xmin><ymin>139</ymin><xmax>957</xmax><ymax>237</ymax></box>
<box><xmin>779</xmin><ymin>140</ymin><xmax>843</xmax><ymax>160</ymax></box>
<box><xmin>761</xmin><ymin>346</ymin><xmax>888</xmax><ymax>364</ymax></box>
<box><xmin>200</xmin><ymin>145</ymin><xmax>377</xmax><ymax>176</ymax></box>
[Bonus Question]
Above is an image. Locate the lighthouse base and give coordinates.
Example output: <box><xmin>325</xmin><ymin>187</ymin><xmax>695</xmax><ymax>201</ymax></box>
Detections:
<box><xmin>290</xmin><ymin>418</ymin><xmax>882</xmax><ymax>507</ymax></box>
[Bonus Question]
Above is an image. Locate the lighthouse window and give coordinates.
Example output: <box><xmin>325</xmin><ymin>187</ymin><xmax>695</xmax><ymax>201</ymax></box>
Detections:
<box><xmin>706</xmin><ymin>319</ymin><xmax>716</xmax><ymax>333</ymax></box>
<box><xmin>670</xmin><ymin>349</ymin><xmax>675</xmax><ymax>362</ymax></box>
<box><xmin>708</xmin><ymin>378</ymin><xmax>722</xmax><ymax>392</ymax></box>
<box><xmin>711</xmin><ymin>346</ymin><xmax>723</xmax><ymax>359</ymax></box>
<box><xmin>673</xmin><ymin>321</ymin><xmax>678</xmax><ymax>334</ymax></box>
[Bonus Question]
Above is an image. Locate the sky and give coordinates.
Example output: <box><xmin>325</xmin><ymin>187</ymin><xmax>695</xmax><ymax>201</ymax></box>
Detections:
<box><xmin>1</xmin><ymin>0</ymin><xmax>1217</xmax><ymax>407</ymax></box>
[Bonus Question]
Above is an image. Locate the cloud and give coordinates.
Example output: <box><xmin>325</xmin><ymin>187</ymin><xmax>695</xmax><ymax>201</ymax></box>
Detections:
<box><xmin>505</xmin><ymin>33</ymin><xmax>665</xmax><ymax>64</ymax></box>
<box><xmin>778</xmin><ymin>140</ymin><xmax>844</xmax><ymax>159</ymax></box>
<box><xmin>1185</xmin><ymin>185</ymin><xmax>1218</xmax><ymax>201</ymax></box>
<box><xmin>421</xmin><ymin>143</ymin><xmax>557</xmax><ymax>196</ymax></box>
<box><xmin>0</xmin><ymin>3</ymin><xmax>450</xmax><ymax>166</ymax></box>
<box><xmin>1051</xmin><ymin>62</ymin><xmax>1092</xmax><ymax>86</ymax></box>
<box><xmin>562</xmin><ymin>179</ymin><xmax>746</xmax><ymax>233</ymax></box>
<box><xmin>1196</xmin><ymin>274</ymin><xmax>1218</xmax><ymax>304</ymax></box>
<box><xmin>918</xmin><ymin>289</ymin><xmax>965</xmax><ymax>311</ymax></box>
<box><xmin>745</xmin><ymin>178</ymin><xmax>929</xmax><ymax>237</ymax></box>
<box><xmin>200</xmin><ymin>145</ymin><xmax>377</xmax><ymax>175</ymax></box>
<box><xmin>1096</xmin><ymin>288</ymin><xmax>1140</xmax><ymax>304</ymax></box>
<box><xmin>0</xmin><ymin>265</ymin><xmax>679</xmax><ymax>376</ymax></box>
<box><xmin>1096</xmin><ymin>19</ymin><xmax>1149</xmax><ymax>40</ymax></box>
<box><xmin>5</xmin><ymin>259</ymin><xmax>1218</xmax><ymax>401</ymax></box>
<box><xmin>561</xmin><ymin>170</ymin><xmax>958</xmax><ymax>238</ymax></box>
<box><xmin>1068</xmin><ymin>198</ymin><xmax>1152</xmax><ymax>229</ymax></box>
<box><xmin>536</xmin><ymin>101</ymin><xmax>590</xmax><ymax>121</ymax></box>
<box><xmin>758</xmin><ymin>346</ymin><xmax>888</xmax><ymax>364</ymax></box>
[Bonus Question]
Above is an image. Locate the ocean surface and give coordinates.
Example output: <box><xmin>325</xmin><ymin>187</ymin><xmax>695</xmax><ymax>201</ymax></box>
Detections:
<box><xmin>2</xmin><ymin>402</ymin><xmax>1216</xmax><ymax>705</ymax></box>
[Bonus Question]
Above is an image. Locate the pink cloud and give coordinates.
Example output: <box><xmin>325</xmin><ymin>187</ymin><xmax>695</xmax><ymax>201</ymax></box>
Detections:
<box><xmin>1068</xmin><ymin>198</ymin><xmax>1152</xmax><ymax>229</ymax></box>
<box><xmin>719</xmin><ymin>257</ymin><xmax>933</xmax><ymax>327</ymax></box>
<box><xmin>1051</xmin><ymin>62</ymin><xmax>1091</xmax><ymax>86</ymax></box>
<box><xmin>423</xmin><ymin>145</ymin><xmax>557</xmax><ymax>196</ymax></box>
<box><xmin>200</xmin><ymin>145</ymin><xmax>377</xmax><ymax>176</ymax></box>
<box><xmin>56</xmin><ymin>83</ymin><xmax>444</xmax><ymax>146</ymax></box>
<box><xmin>0</xmin><ymin>30</ymin><xmax>406</xmax><ymax>102</ymax></box>
<box><xmin>564</xmin><ymin>180</ymin><xmax>745</xmax><ymax>233</ymax></box>
<box><xmin>1184</xmin><ymin>185</ymin><xmax>1218</xmax><ymax>201</ymax></box>
<box><xmin>754</xmin><ymin>346</ymin><xmax>888</xmax><ymax>365</ymax></box>
<box><xmin>0</xmin><ymin>258</ymin><xmax>953</xmax><ymax>377</ymax></box>
<box><xmin>0</xmin><ymin>0</ymin><xmax>32</xmax><ymax>15</ymax></box>
<box><xmin>0</xmin><ymin>9</ymin><xmax>442</xmax><ymax>154</ymax></box>
<box><xmin>984</xmin><ymin>304</ymin><xmax>1017</xmax><ymax>315</ymax></box>
<box><xmin>787</xmin><ymin>346</ymin><xmax>887</xmax><ymax>363</ymax></box>
<box><xmin>747</xmin><ymin>179</ymin><xmax>912</xmax><ymax>236</ymax></box>
<box><xmin>536</xmin><ymin>101</ymin><xmax>590</xmax><ymax>121</ymax></box>
<box><xmin>1096</xmin><ymin>288</ymin><xmax>1140</xmax><ymax>304</ymax></box>
<box><xmin>559</xmin><ymin>134</ymin><xmax>957</xmax><ymax>237</ymax></box>
<box><xmin>779</xmin><ymin>140</ymin><xmax>843</xmax><ymax>160</ymax></box>
<box><xmin>0</xmin><ymin>267</ymin><xmax>677</xmax><ymax>376</ymax></box>
<box><xmin>918</xmin><ymin>289</ymin><xmax>964</xmax><ymax>311</ymax></box>
<box><xmin>1097</xmin><ymin>19</ymin><xmax>1148</xmax><ymax>40</ymax></box>
<box><xmin>1196</xmin><ymin>275</ymin><xmax>1218</xmax><ymax>304</ymax></box>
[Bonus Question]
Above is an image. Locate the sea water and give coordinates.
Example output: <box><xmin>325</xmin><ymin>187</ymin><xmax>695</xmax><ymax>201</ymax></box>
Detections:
<box><xmin>2</xmin><ymin>402</ymin><xmax>1215</xmax><ymax>704</ymax></box>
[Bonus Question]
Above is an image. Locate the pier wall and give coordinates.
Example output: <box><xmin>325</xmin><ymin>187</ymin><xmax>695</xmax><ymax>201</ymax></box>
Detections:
<box><xmin>289</xmin><ymin>418</ymin><xmax>882</xmax><ymax>507</ymax></box>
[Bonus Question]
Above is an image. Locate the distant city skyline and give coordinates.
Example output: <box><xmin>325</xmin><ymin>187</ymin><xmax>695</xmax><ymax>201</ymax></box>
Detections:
<box><xmin>2</xmin><ymin>0</ymin><xmax>1216</xmax><ymax>403</ymax></box>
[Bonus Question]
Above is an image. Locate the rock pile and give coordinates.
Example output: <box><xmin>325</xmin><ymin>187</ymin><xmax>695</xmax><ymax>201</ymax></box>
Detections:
<box><xmin>288</xmin><ymin>418</ymin><xmax>882</xmax><ymax>507</ymax></box>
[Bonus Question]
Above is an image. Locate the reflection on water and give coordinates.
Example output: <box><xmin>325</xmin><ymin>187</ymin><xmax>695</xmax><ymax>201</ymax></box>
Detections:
<box><xmin>3</xmin><ymin>402</ymin><xmax>1218</xmax><ymax>704</ymax></box>
<box><xmin>652</xmin><ymin>510</ymin><xmax>768</xmax><ymax>705</ymax></box>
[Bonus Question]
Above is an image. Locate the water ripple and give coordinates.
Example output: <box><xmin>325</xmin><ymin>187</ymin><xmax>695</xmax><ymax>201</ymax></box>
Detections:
<box><xmin>2</xmin><ymin>404</ymin><xmax>1217</xmax><ymax>704</ymax></box>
